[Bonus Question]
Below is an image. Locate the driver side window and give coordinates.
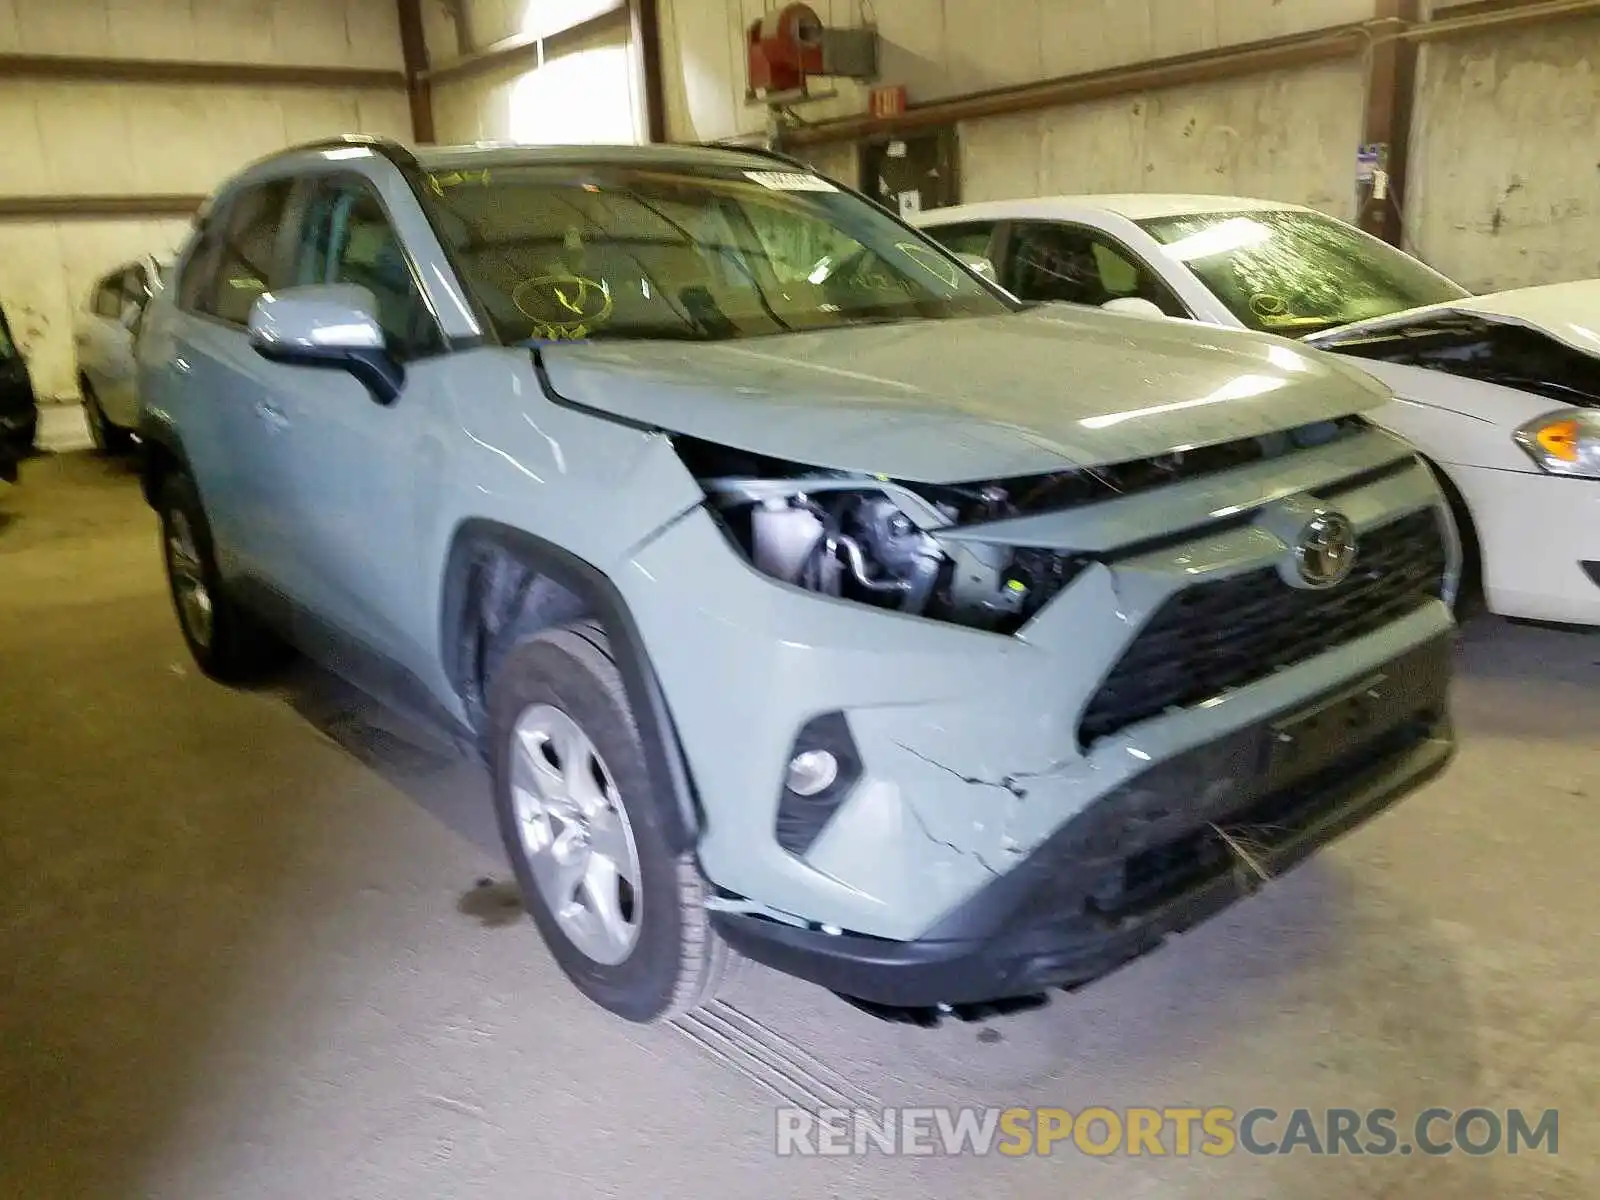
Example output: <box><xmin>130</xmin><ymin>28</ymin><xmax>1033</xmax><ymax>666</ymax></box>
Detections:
<box><xmin>1005</xmin><ymin>222</ymin><xmax>1188</xmax><ymax>317</ymax></box>
<box><xmin>293</xmin><ymin>178</ymin><xmax>442</xmax><ymax>361</ymax></box>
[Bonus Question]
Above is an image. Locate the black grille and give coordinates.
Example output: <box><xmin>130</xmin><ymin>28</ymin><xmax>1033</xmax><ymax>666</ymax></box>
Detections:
<box><xmin>1078</xmin><ymin>509</ymin><xmax>1447</xmax><ymax>746</ymax></box>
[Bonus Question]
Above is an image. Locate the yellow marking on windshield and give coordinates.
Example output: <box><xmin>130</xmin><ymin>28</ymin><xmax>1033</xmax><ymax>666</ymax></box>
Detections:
<box><xmin>427</xmin><ymin>169</ymin><xmax>493</xmax><ymax>196</ymax></box>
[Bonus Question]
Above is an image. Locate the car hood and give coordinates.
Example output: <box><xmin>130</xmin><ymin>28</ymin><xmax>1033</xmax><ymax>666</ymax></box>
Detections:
<box><xmin>536</xmin><ymin>305</ymin><xmax>1388</xmax><ymax>481</ymax></box>
<box><xmin>1305</xmin><ymin>279</ymin><xmax>1600</xmax><ymax>359</ymax></box>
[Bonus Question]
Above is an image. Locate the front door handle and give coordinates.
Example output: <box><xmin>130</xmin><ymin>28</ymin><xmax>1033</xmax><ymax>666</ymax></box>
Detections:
<box><xmin>255</xmin><ymin>399</ymin><xmax>289</xmax><ymax>430</ymax></box>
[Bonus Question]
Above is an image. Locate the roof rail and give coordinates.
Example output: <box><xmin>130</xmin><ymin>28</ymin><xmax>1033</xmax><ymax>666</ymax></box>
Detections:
<box><xmin>275</xmin><ymin>133</ymin><xmax>421</xmax><ymax>169</ymax></box>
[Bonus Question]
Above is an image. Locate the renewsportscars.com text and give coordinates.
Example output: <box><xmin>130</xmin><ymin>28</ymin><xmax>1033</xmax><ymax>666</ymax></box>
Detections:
<box><xmin>774</xmin><ymin>1106</ymin><xmax>1559</xmax><ymax>1158</ymax></box>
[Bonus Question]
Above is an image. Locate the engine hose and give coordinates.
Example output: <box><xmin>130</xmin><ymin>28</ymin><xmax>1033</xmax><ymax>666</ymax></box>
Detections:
<box><xmin>830</xmin><ymin>535</ymin><xmax>909</xmax><ymax>594</ymax></box>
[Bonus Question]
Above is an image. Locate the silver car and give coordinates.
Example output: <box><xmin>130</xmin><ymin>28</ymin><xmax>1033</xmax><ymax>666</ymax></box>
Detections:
<box><xmin>74</xmin><ymin>255</ymin><xmax>165</xmax><ymax>452</ymax></box>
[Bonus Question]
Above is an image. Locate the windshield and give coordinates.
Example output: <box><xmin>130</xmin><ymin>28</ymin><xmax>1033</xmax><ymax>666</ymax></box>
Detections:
<box><xmin>1138</xmin><ymin>209</ymin><xmax>1470</xmax><ymax>337</ymax></box>
<box><xmin>421</xmin><ymin>162</ymin><xmax>1015</xmax><ymax>344</ymax></box>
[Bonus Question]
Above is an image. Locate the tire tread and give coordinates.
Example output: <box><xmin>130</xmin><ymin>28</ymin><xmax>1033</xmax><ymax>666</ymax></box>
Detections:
<box><xmin>511</xmin><ymin>618</ymin><xmax>735</xmax><ymax>1021</ymax></box>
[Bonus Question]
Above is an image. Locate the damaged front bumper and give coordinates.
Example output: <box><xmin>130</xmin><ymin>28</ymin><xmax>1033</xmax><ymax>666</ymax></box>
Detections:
<box><xmin>710</xmin><ymin>634</ymin><xmax>1454</xmax><ymax>1010</ymax></box>
<box><xmin>619</xmin><ymin>445</ymin><xmax>1456</xmax><ymax>951</ymax></box>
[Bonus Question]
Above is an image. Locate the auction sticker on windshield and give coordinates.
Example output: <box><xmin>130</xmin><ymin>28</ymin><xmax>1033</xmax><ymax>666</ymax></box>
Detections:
<box><xmin>743</xmin><ymin>170</ymin><xmax>838</xmax><ymax>192</ymax></box>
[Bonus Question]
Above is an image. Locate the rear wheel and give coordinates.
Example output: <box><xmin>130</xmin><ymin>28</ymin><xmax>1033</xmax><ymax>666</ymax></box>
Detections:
<box><xmin>157</xmin><ymin>472</ymin><xmax>289</xmax><ymax>682</ymax></box>
<box><xmin>488</xmin><ymin>620</ymin><xmax>734</xmax><ymax>1022</ymax></box>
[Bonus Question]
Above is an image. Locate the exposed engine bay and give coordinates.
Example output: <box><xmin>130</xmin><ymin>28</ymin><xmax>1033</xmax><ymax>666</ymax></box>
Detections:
<box><xmin>1320</xmin><ymin>316</ymin><xmax>1600</xmax><ymax>408</ymax></box>
<box><xmin>675</xmin><ymin>415</ymin><xmax>1366</xmax><ymax>635</ymax></box>
<box><xmin>694</xmin><ymin>458</ymin><xmax>1083</xmax><ymax>635</ymax></box>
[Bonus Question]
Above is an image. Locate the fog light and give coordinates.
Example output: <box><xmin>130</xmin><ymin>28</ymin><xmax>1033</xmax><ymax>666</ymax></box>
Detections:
<box><xmin>786</xmin><ymin>749</ymin><xmax>839</xmax><ymax>797</ymax></box>
<box><xmin>775</xmin><ymin>711</ymin><xmax>861</xmax><ymax>857</ymax></box>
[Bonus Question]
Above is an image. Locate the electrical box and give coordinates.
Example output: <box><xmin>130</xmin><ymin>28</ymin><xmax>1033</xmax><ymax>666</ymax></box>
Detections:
<box><xmin>746</xmin><ymin>3</ymin><xmax>878</xmax><ymax>101</ymax></box>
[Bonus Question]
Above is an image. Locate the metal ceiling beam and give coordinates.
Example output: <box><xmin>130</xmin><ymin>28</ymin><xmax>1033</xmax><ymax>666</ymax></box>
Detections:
<box><xmin>0</xmin><ymin>53</ymin><xmax>402</xmax><ymax>89</ymax></box>
<box><xmin>781</xmin><ymin>24</ymin><xmax>1371</xmax><ymax>148</ymax></box>
<box><xmin>781</xmin><ymin>0</ymin><xmax>1600</xmax><ymax>151</ymax></box>
<box><xmin>631</xmin><ymin>0</ymin><xmax>667</xmax><ymax>142</ymax></box>
<box><xmin>396</xmin><ymin>0</ymin><xmax>435</xmax><ymax>143</ymax></box>
<box><xmin>0</xmin><ymin>194</ymin><xmax>205</xmax><ymax>221</ymax></box>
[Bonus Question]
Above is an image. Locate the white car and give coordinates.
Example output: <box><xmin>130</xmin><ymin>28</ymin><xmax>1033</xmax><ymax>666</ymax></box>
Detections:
<box><xmin>74</xmin><ymin>255</ymin><xmax>166</xmax><ymax>453</ymax></box>
<box><xmin>915</xmin><ymin>196</ymin><xmax>1600</xmax><ymax>627</ymax></box>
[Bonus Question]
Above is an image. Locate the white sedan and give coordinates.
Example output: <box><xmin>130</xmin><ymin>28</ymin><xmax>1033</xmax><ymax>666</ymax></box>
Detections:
<box><xmin>915</xmin><ymin>195</ymin><xmax>1600</xmax><ymax>627</ymax></box>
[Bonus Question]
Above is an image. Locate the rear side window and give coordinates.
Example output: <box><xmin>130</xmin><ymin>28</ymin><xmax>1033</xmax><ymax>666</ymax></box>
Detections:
<box><xmin>923</xmin><ymin>221</ymin><xmax>999</xmax><ymax>260</ymax></box>
<box><xmin>92</xmin><ymin>273</ymin><xmax>123</xmax><ymax>318</ymax></box>
<box><xmin>184</xmin><ymin>179</ymin><xmax>293</xmax><ymax>326</ymax></box>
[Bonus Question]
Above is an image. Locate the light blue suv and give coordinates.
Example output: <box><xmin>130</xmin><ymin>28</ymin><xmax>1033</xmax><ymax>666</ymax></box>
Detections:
<box><xmin>139</xmin><ymin>136</ymin><xmax>1458</xmax><ymax>1024</ymax></box>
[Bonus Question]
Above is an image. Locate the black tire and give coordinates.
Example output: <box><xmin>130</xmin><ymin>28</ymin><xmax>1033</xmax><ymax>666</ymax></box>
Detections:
<box><xmin>156</xmin><ymin>472</ymin><xmax>290</xmax><ymax>683</ymax></box>
<box><xmin>488</xmin><ymin>619</ymin><xmax>734</xmax><ymax>1023</ymax></box>
<box><xmin>82</xmin><ymin>382</ymin><xmax>132</xmax><ymax>455</ymax></box>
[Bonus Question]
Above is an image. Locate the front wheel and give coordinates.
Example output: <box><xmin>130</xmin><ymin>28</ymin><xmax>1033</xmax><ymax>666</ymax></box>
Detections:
<box><xmin>488</xmin><ymin>620</ymin><xmax>734</xmax><ymax>1022</ymax></box>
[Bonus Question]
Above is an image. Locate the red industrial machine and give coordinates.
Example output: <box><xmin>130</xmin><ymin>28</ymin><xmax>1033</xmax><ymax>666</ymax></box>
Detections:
<box><xmin>745</xmin><ymin>3</ymin><xmax>879</xmax><ymax>102</ymax></box>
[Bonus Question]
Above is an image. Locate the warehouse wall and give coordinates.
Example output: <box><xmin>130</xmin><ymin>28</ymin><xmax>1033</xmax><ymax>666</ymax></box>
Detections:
<box><xmin>421</xmin><ymin>0</ymin><xmax>642</xmax><ymax>145</ymax></box>
<box><xmin>0</xmin><ymin>0</ymin><xmax>409</xmax><ymax>402</ymax></box>
<box><xmin>1407</xmin><ymin>13</ymin><xmax>1600</xmax><ymax>292</ymax></box>
<box><xmin>954</xmin><ymin>59</ymin><xmax>1364</xmax><ymax>217</ymax></box>
<box><xmin>659</xmin><ymin>0</ymin><xmax>1371</xmax><ymax>216</ymax></box>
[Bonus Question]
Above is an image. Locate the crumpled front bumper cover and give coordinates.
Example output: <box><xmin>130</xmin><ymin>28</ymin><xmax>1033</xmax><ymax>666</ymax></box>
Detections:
<box><xmin>711</xmin><ymin>633</ymin><xmax>1454</xmax><ymax>1010</ymax></box>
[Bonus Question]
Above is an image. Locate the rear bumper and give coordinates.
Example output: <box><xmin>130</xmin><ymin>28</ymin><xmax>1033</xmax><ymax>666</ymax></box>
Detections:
<box><xmin>712</xmin><ymin>634</ymin><xmax>1454</xmax><ymax>1010</ymax></box>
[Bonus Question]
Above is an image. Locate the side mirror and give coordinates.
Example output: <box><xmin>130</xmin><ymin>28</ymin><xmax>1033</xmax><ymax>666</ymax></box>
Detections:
<box><xmin>247</xmin><ymin>284</ymin><xmax>403</xmax><ymax>405</ymax></box>
<box><xmin>956</xmin><ymin>252</ymin><xmax>997</xmax><ymax>282</ymax></box>
<box><xmin>1101</xmin><ymin>296</ymin><xmax>1166</xmax><ymax>319</ymax></box>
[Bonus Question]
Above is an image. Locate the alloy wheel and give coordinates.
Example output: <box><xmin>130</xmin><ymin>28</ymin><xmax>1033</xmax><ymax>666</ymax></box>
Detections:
<box><xmin>165</xmin><ymin>509</ymin><xmax>213</xmax><ymax>649</ymax></box>
<box><xmin>509</xmin><ymin>703</ymin><xmax>643</xmax><ymax>965</ymax></box>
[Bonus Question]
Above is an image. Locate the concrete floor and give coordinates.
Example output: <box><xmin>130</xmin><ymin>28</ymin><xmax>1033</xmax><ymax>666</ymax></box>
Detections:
<box><xmin>2</xmin><ymin>451</ymin><xmax>1596</xmax><ymax>1200</ymax></box>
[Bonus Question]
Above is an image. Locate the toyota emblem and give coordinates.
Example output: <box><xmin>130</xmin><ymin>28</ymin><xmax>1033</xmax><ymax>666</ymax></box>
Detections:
<box><xmin>1294</xmin><ymin>511</ymin><xmax>1358</xmax><ymax>588</ymax></box>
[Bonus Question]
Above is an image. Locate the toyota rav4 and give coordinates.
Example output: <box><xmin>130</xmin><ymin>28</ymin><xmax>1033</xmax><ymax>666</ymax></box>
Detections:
<box><xmin>137</xmin><ymin>137</ymin><xmax>1457</xmax><ymax>1024</ymax></box>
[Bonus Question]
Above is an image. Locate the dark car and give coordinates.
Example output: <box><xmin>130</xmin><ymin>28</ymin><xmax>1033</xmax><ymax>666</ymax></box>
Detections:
<box><xmin>0</xmin><ymin>300</ymin><xmax>39</xmax><ymax>461</ymax></box>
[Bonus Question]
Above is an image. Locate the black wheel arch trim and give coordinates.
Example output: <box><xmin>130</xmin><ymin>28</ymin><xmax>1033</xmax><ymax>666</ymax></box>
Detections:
<box><xmin>137</xmin><ymin>410</ymin><xmax>193</xmax><ymax>508</ymax></box>
<box><xmin>441</xmin><ymin>519</ymin><xmax>702</xmax><ymax>854</ymax></box>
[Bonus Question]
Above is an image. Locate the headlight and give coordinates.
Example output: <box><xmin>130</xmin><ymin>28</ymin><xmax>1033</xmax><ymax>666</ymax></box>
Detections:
<box><xmin>1514</xmin><ymin>409</ymin><xmax>1600</xmax><ymax>478</ymax></box>
<box><xmin>700</xmin><ymin>478</ymin><xmax>1085</xmax><ymax>634</ymax></box>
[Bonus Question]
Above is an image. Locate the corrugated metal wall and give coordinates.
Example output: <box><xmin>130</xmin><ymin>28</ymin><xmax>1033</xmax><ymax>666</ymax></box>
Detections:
<box><xmin>0</xmin><ymin>0</ymin><xmax>409</xmax><ymax>402</ymax></box>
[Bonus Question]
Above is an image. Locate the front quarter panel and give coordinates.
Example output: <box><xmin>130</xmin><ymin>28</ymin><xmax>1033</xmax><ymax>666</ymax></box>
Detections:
<box><xmin>1344</xmin><ymin>359</ymin><xmax>1559</xmax><ymax>471</ymax></box>
<box><xmin>417</xmin><ymin>347</ymin><xmax>705</xmax><ymax>711</ymax></box>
